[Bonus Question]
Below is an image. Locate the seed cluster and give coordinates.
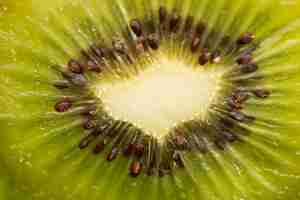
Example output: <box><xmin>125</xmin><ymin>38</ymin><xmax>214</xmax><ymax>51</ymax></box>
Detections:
<box><xmin>52</xmin><ymin>7</ymin><xmax>270</xmax><ymax>177</ymax></box>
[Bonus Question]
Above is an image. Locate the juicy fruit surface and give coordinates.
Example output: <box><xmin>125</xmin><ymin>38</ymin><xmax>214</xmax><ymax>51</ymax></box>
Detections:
<box><xmin>1</xmin><ymin>0</ymin><xmax>300</xmax><ymax>200</ymax></box>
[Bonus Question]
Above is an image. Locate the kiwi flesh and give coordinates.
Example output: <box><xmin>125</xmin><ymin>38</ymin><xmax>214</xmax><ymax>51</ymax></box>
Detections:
<box><xmin>1</xmin><ymin>0</ymin><xmax>300</xmax><ymax>200</ymax></box>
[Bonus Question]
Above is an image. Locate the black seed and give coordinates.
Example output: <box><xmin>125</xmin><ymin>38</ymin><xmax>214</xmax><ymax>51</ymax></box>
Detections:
<box><xmin>191</xmin><ymin>36</ymin><xmax>201</xmax><ymax>53</ymax></box>
<box><xmin>229</xmin><ymin>111</ymin><xmax>255</xmax><ymax>123</ymax></box>
<box><xmin>147</xmin><ymin>33</ymin><xmax>159</xmax><ymax>50</ymax></box>
<box><xmin>130</xmin><ymin>161</ymin><xmax>142</xmax><ymax>177</ymax></box>
<box><xmin>195</xmin><ymin>22</ymin><xmax>206</xmax><ymax>35</ymax></box>
<box><xmin>169</xmin><ymin>11</ymin><xmax>181</xmax><ymax>32</ymax></box>
<box><xmin>130</xmin><ymin>19</ymin><xmax>143</xmax><ymax>37</ymax></box>
<box><xmin>68</xmin><ymin>59</ymin><xmax>83</xmax><ymax>74</ymax></box>
<box><xmin>211</xmin><ymin>50</ymin><xmax>222</xmax><ymax>64</ymax></box>
<box><xmin>240</xmin><ymin>63</ymin><xmax>258</xmax><ymax>73</ymax></box>
<box><xmin>55</xmin><ymin>99</ymin><xmax>72</xmax><ymax>112</ymax></box>
<box><xmin>159</xmin><ymin>6</ymin><xmax>167</xmax><ymax>24</ymax></box>
<box><xmin>107</xmin><ymin>147</ymin><xmax>119</xmax><ymax>161</ymax></box>
<box><xmin>199</xmin><ymin>49</ymin><xmax>211</xmax><ymax>65</ymax></box>
<box><xmin>236</xmin><ymin>54</ymin><xmax>253</xmax><ymax>65</ymax></box>
<box><xmin>253</xmin><ymin>89</ymin><xmax>270</xmax><ymax>98</ymax></box>
<box><xmin>173</xmin><ymin>151</ymin><xmax>184</xmax><ymax>168</ymax></box>
<box><xmin>184</xmin><ymin>16</ymin><xmax>194</xmax><ymax>33</ymax></box>
<box><xmin>93</xmin><ymin>141</ymin><xmax>105</xmax><ymax>154</ymax></box>
<box><xmin>237</xmin><ymin>32</ymin><xmax>255</xmax><ymax>45</ymax></box>
<box><xmin>79</xmin><ymin>134</ymin><xmax>95</xmax><ymax>149</ymax></box>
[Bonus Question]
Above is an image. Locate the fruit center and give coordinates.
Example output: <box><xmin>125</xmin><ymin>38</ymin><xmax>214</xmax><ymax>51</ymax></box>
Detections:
<box><xmin>94</xmin><ymin>55</ymin><xmax>222</xmax><ymax>140</ymax></box>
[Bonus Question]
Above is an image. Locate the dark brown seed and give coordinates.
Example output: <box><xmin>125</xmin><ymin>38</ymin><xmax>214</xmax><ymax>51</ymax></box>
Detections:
<box><xmin>211</xmin><ymin>50</ymin><xmax>222</xmax><ymax>64</ymax></box>
<box><xmin>169</xmin><ymin>11</ymin><xmax>181</xmax><ymax>32</ymax></box>
<box><xmin>233</xmin><ymin>90</ymin><xmax>250</xmax><ymax>104</ymax></box>
<box><xmin>93</xmin><ymin>141</ymin><xmax>105</xmax><ymax>154</ymax></box>
<box><xmin>83</xmin><ymin>118</ymin><xmax>97</xmax><ymax>130</ymax></box>
<box><xmin>184</xmin><ymin>16</ymin><xmax>194</xmax><ymax>33</ymax></box>
<box><xmin>237</xmin><ymin>32</ymin><xmax>255</xmax><ymax>45</ymax></box>
<box><xmin>227</xmin><ymin>97</ymin><xmax>243</xmax><ymax>110</ymax></box>
<box><xmin>229</xmin><ymin>111</ymin><xmax>255</xmax><ymax>123</ymax></box>
<box><xmin>107</xmin><ymin>148</ymin><xmax>119</xmax><ymax>161</ymax></box>
<box><xmin>191</xmin><ymin>36</ymin><xmax>201</xmax><ymax>53</ymax></box>
<box><xmin>147</xmin><ymin>33</ymin><xmax>159</xmax><ymax>50</ymax></box>
<box><xmin>228</xmin><ymin>91</ymin><xmax>250</xmax><ymax>110</ymax></box>
<box><xmin>130</xmin><ymin>19</ymin><xmax>143</xmax><ymax>37</ymax></box>
<box><xmin>135</xmin><ymin>143</ymin><xmax>145</xmax><ymax>157</ymax></box>
<box><xmin>240</xmin><ymin>63</ymin><xmax>258</xmax><ymax>73</ymax></box>
<box><xmin>199</xmin><ymin>49</ymin><xmax>211</xmax><ymax>65</ymax></box>
<box><xmin>68</xmin><ymin>59</ymin><xmax>83</xmax><ymax>74</ymax></box>
<box><xmin>159</xmin><ymin>6</ymin><xmax>167</xmax><ymax>24</ymax></box>
<box><xmin>130</xmin><ymin>161</ymin><xmax>142</xmax><ymax>177</ymax></box>
<box><xmin>195</xmin><ymin>22</ymin><xmax>206</xmax><ymax>35</ymax></box>
<box><xmin>79</xmin><ymin>134</ymin><xmax>95</xmax><ymax>149</ymax></box>
<box><xmin>236</xmin><ymin>54</ymin><xmax>253</xmax><ymax>65</ymax></box>
<box><xmin>173</xmin><ymin>151</ymin><xmax>184</xmax><ymax>168</ymax></box>
<box><xmin>123</xmin><ymin>143</ymin><xmax>136</xmax><ymax>156</ymax></box>
<box><xmin>253</xmin><ymin>89</ymin><xmax>270</xmax><ymax>98</ymax></box>
<box><xmin>55</xmin><ymin>99</ymin><xmax>72</xmax><ymax>112</ymax></box>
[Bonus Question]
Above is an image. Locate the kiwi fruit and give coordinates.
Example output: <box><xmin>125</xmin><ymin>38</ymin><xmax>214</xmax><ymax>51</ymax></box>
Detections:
<box><xmin>1</xmin><ymin>0</ymin><xmax>300</xmax><ymax>199</ymax></box>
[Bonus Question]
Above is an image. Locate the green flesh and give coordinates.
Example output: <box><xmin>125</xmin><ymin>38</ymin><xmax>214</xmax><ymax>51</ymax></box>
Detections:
<box><xmin>1</xmin><ymin>0</ymin><xmax>300</xmax><ymax>200</ymax></box>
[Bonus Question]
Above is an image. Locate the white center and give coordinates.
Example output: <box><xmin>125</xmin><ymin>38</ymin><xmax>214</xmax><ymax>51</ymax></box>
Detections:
<box><xmin>95</xmin><ymin>58</ymin><xmax>222</xmax><ymax>140</ymax></box>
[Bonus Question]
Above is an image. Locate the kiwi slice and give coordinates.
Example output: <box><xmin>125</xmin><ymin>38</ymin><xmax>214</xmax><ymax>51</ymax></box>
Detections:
<box><xmin>1</xmin><ymin>0</ymin><xmax>300</xmax><ymax>199</ymax></box>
